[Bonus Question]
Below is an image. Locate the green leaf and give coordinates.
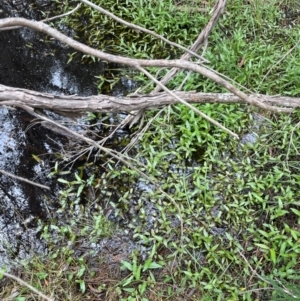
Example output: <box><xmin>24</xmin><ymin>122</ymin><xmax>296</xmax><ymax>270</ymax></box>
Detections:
<box><xmin>255</xmin><ymin>243</ymin><xmax>269</xmax><ymax>250</ymax></box>
<box><xmin>139</xmin><ymin>282</ymin><xmax>147</xmax><ymax>295</ymax></box>
<box><xmin>0</xmin><ymin>269</ymin><xmax>5</xmax><ymax>280</ymax></box>
<box><xmin>270</xmin><ymin>248</ymin><xmax>276</xmax><ymax>265</ymax></box>
<box><xmin>291</xmin><ymin>208</ymin><xmax>300</xmax><ymax>217</ymax></box>
<box><xmin>257</xmin><ymin>230</ymin><xmax>269</xmax><ymax>238</ymax></box>
<box><xmin>121</xmin><ymin>260</ymin><xmax>133</xmax><ymax>271</ymax></box>
<box><xmin>32</xmin><ymin>154</ymin><xmax>42</xmax><ymax>163</ymax></box>
<box><xmin>36</xmin><ymin>272</ymin><xmax>48</xmax><ymax>280</ymax></box>
<box><xmin>143</xmin><ymin>258</ymin><xmax>152</xmax><ymax>271</ymax></box>
<box><xmin>122</xmin><ymin>275</ymin><xmax>134</xmax><ymax>287</ymax></box>
<box><xmin>290</xmin><ymin>229</ymin><xmax>300</xmax><ymax>241</ymax></box>
<box><xmin>57</xmin><ymin>178</ymin><xmax>69</xmax><ymax>184</ymax></box>
<box><xmin>279</xmin><ymin>241</ymin><xmax>287</xmax><ymax>256</ymax></box>
<box><xmin>183</xmin><ymin>270</ymin><xmax>193</xmax><ymax>277</ymax></box>
<box><xmin>76</xmin><ymin>279</ymin><xmax>86</xmax><ymax>293</ymax></box>
<box><xmin>135</xmin><ymin>265</ymin><xmax>142</xmax><ymax>281</ymax></box>
<box><xmin>148</xmin><ymin>262</ymin><xmax>163</xmax><ymax>269</ymax></box>
<box><xmin>272</xmin><ymin>209</ymin><xmax>289</xmax><ymax>219</ymax></box>
<box><xmin>50</xmin><ymin>225</ymin><xmax>60</xmax><ymax>231</ymax></box>
<box><xmin>123</xmin><ymin>287</ymin><xmax>135</xmax><ymax>293</ymax></box>
<box><xmin>204</xmin><ymin>284</ymin><xmax>213</xmax><ymax>290</ymax></box>
<box><xmin>77</xmin><ymin>266</ymin><xmax>86</xmax><ymax>277</ymax></box>
<box><xmin>75</xmin><ymin>173</ymin><xmax>82</xmax><ymax>182</ymax></box>
<box><xmin>149</xmin><ymin>270</ymin><xmax>156</xmax><ymax>282</ymax></box>
<box><xmin>77</xmin><ymin>184</ymin><xmax>85</xmax><ymax>197</ymax></box>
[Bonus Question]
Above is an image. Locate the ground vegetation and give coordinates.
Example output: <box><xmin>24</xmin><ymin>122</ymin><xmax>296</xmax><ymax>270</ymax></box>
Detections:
<box><xmin>1</xmin><ymin>0</ymin><xmax>300</xmax><ymax>301</ymax></box>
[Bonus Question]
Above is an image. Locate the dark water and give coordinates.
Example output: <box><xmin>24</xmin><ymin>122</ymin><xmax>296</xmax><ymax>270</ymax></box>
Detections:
<box><xmin>0</xmin><ymin>0</ymin><xmax>270</xmax><ymax>269</ymax></box>
<box><xmin>0</xmin><ymin>0</ymin><xmax>111</xmax><ymax>266</ymax></box>
<box><xmin>0</xmin><ymin>0</ymin><xmax>171</xmax><ymax>269</ymax></box>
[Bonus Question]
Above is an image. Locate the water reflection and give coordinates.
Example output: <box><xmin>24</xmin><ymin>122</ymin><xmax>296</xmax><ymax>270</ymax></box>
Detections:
<box><xmin>0</xmin><ymin>1</ymin><xmax>107</xmax><ymax>266</ymax></box>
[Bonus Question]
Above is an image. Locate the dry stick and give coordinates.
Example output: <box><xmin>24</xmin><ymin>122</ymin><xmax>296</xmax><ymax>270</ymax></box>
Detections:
<box><xmin>0</xmin><ymin>19</ymin><xmax>288</xmax><ymax>110</ymax></box>
<box><xmin>123</xmin><ymin>0</ymin><xmax>225</xmax><ymax>127</ymax></box>
<box><xmin>79</xmin><ymin>0</ymin><xmax>208</xmax><ymax>63</ymax></box>
<box><xmin>2</xmin><ymin>272</ymin><xmax>54</xmax><ymax>301</ymax></box>
<box><xmin>137</xmin><ymin>66</ymin><xmax>239</xmax><ymax>138</ymax></box>
<box><xmin>177</xmin><ymin>40</ymin><xmax>208</xmax><ymax>91</ymax></box>
<box><xmin>3</xmin><ymin>102</ymin><xmax>184</xmax><ymax>240</ymax></box>
<box><xmin>259</xmin><ymin>39</ymin><xmax>300</xmax><ymax>89</ymax></box>
<box><xmin>237</xmin><ymin>250</ymin><xmax>269</xmax><ymax>285</ymax></box>
<box><xmin>152</xmin><ymin>0</ymin><xmax>227</xmax><ymax>93</ymax></box>
<box><xmin>0</xmin><ymin>169</ymin><xmax>50</xmax><ymax>190</ymax></box>
<box><xmin>0</xmin><ymin>3</ymin><xmax>82</xmax><ymax>31</ymax></box>
<box><xmin>43</xmin><ymin>3</ymin><xmax>82</xmax><ymax>23</ymax></box>
<box><xmin>0</xmin><ymin>17</ymin><xmax>287</xmax><ymax>113</ymax></box>
<box><xmin>122</xmin><ymin>108</ymin><xmax>167</xmax><ymax>154</ymax></box>
<box><xmin>237</xmin><ymin>250</ymin><xmax>297</xmax><ymax>298</ymax></box>
<box><xmin>0</xmin><ymin>86</ymin><xmax>298</xmax><ymax>111</ymax></box>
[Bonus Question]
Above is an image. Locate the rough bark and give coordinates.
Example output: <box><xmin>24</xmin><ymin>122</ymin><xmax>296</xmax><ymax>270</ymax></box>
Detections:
<box><xmin>0</xmin><ymin>17</ymin><xmax>291</xmax><ymax>113</ymax></box>
<box><xmin>1</xmin><ymin>84</ymin><xmax>299</xmax><ymax>113</ymax></box>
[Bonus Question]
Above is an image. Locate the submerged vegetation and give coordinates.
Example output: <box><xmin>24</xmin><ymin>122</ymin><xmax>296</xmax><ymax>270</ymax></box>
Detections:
<box><xmin>2</xmin><ymin>0</ymin><xmax>300</xmax><ymax>300</ymax></box>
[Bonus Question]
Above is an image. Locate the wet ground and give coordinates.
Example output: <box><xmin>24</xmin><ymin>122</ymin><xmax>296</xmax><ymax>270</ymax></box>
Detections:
<box><xmin>0</xmin><ymin>0</ymin><xmax>112</xmax><ymax>266</ymax></box>
<box><xmin>0</xmin><ymin>0</ymin><xmax>145</xmax><ymax>269</ymax></box>
<box><xmin>0</xmin><ymin>0</ymin><xmax>272</xmax><ymax>270</ymax></box>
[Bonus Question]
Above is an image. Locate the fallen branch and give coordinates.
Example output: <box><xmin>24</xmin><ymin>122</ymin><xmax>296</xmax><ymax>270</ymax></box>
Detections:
<box><xmin>137</xmin><ymin>66</ymin><xmax>239</xmax><ymax>138</ymax></box>
<box><xmin>0</xmin><ymin>84</ymin><xmax>297</xmax><ymax>113</ymax></box>
<box><xmin>0</xmin><ymin>17</ymin><xmax>289</xmax><ymax>115</ymax></box>
<box><xmin>0</xmin><ymin>3</ymin><xmax>82</xmax><ymax>31</ymax></box>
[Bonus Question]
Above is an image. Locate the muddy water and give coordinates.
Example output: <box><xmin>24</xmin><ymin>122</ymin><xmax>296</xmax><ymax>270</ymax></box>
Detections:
<box><xmin>0</xmin><ymin>0</ymin><xmax>186</xmax><ymax>271</ymax></box>
<box><xmin>0</xmin><ymin>0</ymin><xmax>113</xmax><ymax>266</ymax></box>
<box><xmin>0</xmin><ymin>1</ymin><xmax>220</xmax><ymax>268</ymax></box>
<box><xmin>0</xmin><ymin>1</ymin><xmax>270</xmax><ymax>270</ymax></box>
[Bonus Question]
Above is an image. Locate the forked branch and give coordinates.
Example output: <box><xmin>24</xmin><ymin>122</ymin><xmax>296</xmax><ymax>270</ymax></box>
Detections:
<box><xmin>0</xmin><ymin>18</ymin><xmax>292</xmax><ymax>137</ymax></box>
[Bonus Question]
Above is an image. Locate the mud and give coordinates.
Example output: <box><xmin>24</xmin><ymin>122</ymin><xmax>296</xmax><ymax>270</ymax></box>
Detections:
<box><xmin>0</xmin><ymin>0</ymin><xmax>111</xmax><ymax>266</ymax></box>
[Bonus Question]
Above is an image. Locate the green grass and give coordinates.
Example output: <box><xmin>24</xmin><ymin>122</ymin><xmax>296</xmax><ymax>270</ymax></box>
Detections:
<box><xmin>2</xmin><ymin>0</ymin><xmax>300</xmax><ymax>300</ymax></box>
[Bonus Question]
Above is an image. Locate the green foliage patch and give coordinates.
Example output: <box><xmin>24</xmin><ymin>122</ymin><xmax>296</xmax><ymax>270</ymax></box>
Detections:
<box><xmin>3</xmin><ymin>0</ymin><xmax>300</xmax><ymax>300</ymax></box>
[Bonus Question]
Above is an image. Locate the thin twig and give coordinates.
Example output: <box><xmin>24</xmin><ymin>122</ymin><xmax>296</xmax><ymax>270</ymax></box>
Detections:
<box><xmin>43</xmin><ymin>3</ymin><xmax>82</xmax><ymax>22</ymax></box>
<box><xmin>79</xmin><ymin>0</ymin><xmax>208</xmax><ymax>62</ymax></box>
<box><xmin>10</xmin><ymin>104</ymin><xmax>184</xmax><ymax>242</ymax></box>
<box><xmin>2</xmin><ymin>272</ymin><xmax>53</xmax><ymax>301</ymax></box>
<box><xmin>237</xmin><ymin>249</ymin><xmax>297</xmax><ymax>298</ymax></box>
<box><xmin>152</xmin><ymin>0</ymin><xmax>227</xmax><ymax>92</ymax></box>
<box><xmin>0</xmin><ymin>169</ymin><xmax>50</xmax><ymax>190</ymax></box>
<box><xmin>237</xmin><ymin>249</ymin><xmax>268</xmax><ymax>283</ymax></box>
<box><xmin>122</xmin><ymin>108</ymin><xmax>166</xmax><ymax>154</ymax></box>
<box><xmin>0</xmin><ymin>3</ymin><xmax>82</xmax><ymax>31</ymax></box>
<box><xmin>239</xmin><ymin>287</ymin><xmax>273</xmax><ymax>294</ymax></box>
<box><xmin>137</xmin><ymin>66</ymin><xmax>239</xmax><ymax>139</ymax></box>
<box><xmin>259</xmin><ymin>39</ymin><xmax>300</xmax><ymax>88</ymax></box>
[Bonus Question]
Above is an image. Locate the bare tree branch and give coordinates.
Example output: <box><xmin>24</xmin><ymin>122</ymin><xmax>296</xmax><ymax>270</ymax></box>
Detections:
<box><xmin>137</xmin><ymin>66</ymin><xmax>239</xmax><ymax>138</ymax></box>
<box><xmin>0</xmin><ymin>18</ymin><xmax>290</xmax><ymax>115</ymax></box>
<box><xmin>0</xmin><ymin>3</ymin><xmax>82</xmax><ymax>31</ymax></box>
<box><xmin>0</xmin><ymin>84</ymin><xmax>297</xmax><ymax>113</ymax></box>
